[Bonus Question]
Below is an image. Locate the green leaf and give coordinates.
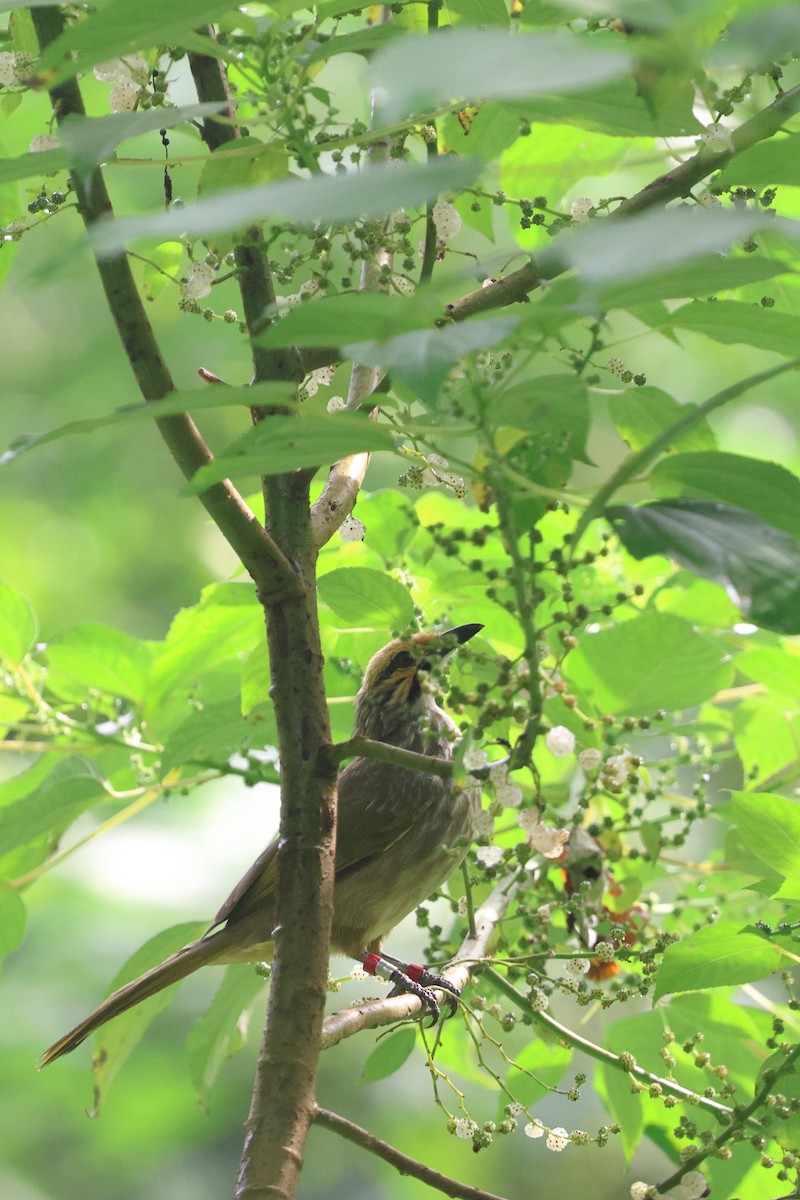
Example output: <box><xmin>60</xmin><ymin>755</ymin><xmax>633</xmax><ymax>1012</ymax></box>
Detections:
<box><xmin>505</xmin><ymin>1038</ymin><xmax>573</xmax><ymax>1108</ymax></box>
<box><xmin>597</xmin><ymin>254</ymin><xmax>793</xmax><ymax>310</ymax></box>
<box><xmin>736</xmin><ymin>647</ymin><xmax>800</xmax><ymax>699</ymax></box>
<box><xmin>92</xmin><ymin>158</ymin><xmax>481</xmax><ymax>255</ymax></box>
<box><xmin>1</xmin><ymin>382</ymin><xmax>299</xmax><ymax>464</ymax></box>
<box><xmin>141</xmin><ymin>241</ymin><xmax>183</xmax><ymax>301</ymax></box>
<box><xmin>91</xmin><ymin>922</ymin><xmax>207</xmax><ymax>1110</ymax></box>
<box><xmin>0</xmin><ymin>147</ymin><xmax>70</xmax><ymax>184</ymax></box>
<box><xmin>318</xmin><ymin>567</ymin><xmax>414</xmax><ymax>629</ymax></box>
<box><xmin>669</xmin><ymin>299</ymin><xmax>800</xmax><ymax>359</ymax></box>
<box><xmin>186</xmin><ymin>964</ymin><xmax>266</xmax><ymax>1111</ymax></box>
<box><xmin>56</xmin><ymin>104</ymin><xmax>225</xmax><ymax>177</ymax></box>
<box><xmin>493</xmin><ymin>375</ymin><xmax>591</xmax><ymax>465</ymax></box>
<box><xmin>516</xmin><ymin>73</ymin><xmax>698</xmax><ymax>136</ymax></box>
<box><xmin>729</xmin><ymin>791</ymin><xmax>800</xmax><ymax>882</ymax></box>
<box><xmin>559</xmin><ymin>208</ymin><xmax>798</xmax><ymax>289</ymax></box>
<box><xmin>187</xmin><ymin>413</ymin><xmax>395</xmax><ymax>491</ymax></box>
<box><xmin>650</xmin><ymin>452</ymin><xmax>800</xmax><ymax>538</ymax></box>
<box><xmin>306</xmin><ymin>23</ymin><xmax>406</xmax><ymax>64</ymax></box>
<box><xmin>654</xmin><ymin>924</ymin><xmax>783</xmax><ymax>1000</ymax></box>
<box><xmin>608</xmin><ymin>388</ymin><xmax>717</xmax><ymax>454</ymax></box>
<box><xmin>254</xmin><ymin>291</ymin><xmax>446</xmax><ymax>350</ymax></box>
<box><xmin>563</xmin><ymin>611</ymin><xmax>731</xmax><ymax>716</ymax></box>
<box><xmin>607</xmin><ymin>499</ymin><xmax>800</xmax><ymax>634</ymax></box>
<box><xmin>45</xmin><ymin>623</ymin><xmax>152</xmax><ymax>704</ymax></box>
<box><xmin>370</xmin><ymin>31</ymin><xmax>628</xmax><ymax>124</ymax></box>
<box><xmin>162</xmin><ymin>698</ymin><xmax>276</xmax><ymax>773</ymax></box>
<box><xmin>0</xmin><ymin>757</ymin><xmax>106</xmax><ymax>856</ymax></box>
<box><xmin>0</xmin><ymin>580</ymin><xmax>37</xmax><ymax>664</ymax></box>
<box><xmin>347</xmin><ymin>316</ymin><xmax>519</xmax><ymax>405</ymax></box>
<box><xmin>360</xmin><ymin>1027</ymin><xmax>417</xmax><ymax>1083</ymax></box>
<box><xmin>38</xmin><ymin>0</ymin><xmax>235</xmax><ymax>86</ymax></box>
<box><xmin>353</xmin><ymin>491</ymin><xmax>419</xmax><ymax>562</ymax></box>
<box><xmin>0</xmin><ymin>888</ymin><xmax>26</xmax><ymax>963</ymax></box>
<box><xmin>715</xmin><ymin>133</ymin><xmax>800</xmax><ymax>188</ymax></box>
<box><xmin>733</xmin><ymin>699</ymin><xmax>800</xmax><ymax>792</ymax></box>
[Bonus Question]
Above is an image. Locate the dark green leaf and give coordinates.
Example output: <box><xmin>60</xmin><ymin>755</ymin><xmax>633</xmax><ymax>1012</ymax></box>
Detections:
<box><xmin>607</xmin><ymin>499</ymin><xmax>800</xmax><ymax>634</ymax></box>
<box><xmin>0</xmin><ymin>581</ymin><xmax>37</xmax><ymax>664</ymax></box>
<box><xmin>669</xmin><ymin>299</ymin><xmax>800</xmax><ymax>359</ymax></box>
<box><xmin>186</xmin><ymin>965</ymin><xmax>266</xmax><ymax>1111</ymax></box>
<box><xmin>371</xmin><ymin>31</ymin><xmax>628</xmax><ymax>123</ymax></box>
<box><xmin>654</xmin><ymin>924</ymin><xmax>782</xmax><ymax>1000</ymax></box>
<box><xmin>92</xmin><ymin>158</ymin><xmax>481</xmax><ymax>255</ymax></box>
<box><xmin>563</xmin><ymin>611</ymin><xmax>731</xmax><ymax>716</ymax></box>
<box><xmin>91</xmin><ymin>922</ymin><xmax>207</xmax><ymax>1109</ymax></box>
<box><xmin>650</xmin><ymin>452</ymin><xmax>800</xmax><ymax>538</ymax></box>
<box><xmin>597</xmin><ymin>254</ymin><xmax>793</xmax><ymax>310</ymax></box>
<box><xmin>715</xmin><ymin>133</ymin><xmax>800</xmax><ymax>188</ymax></box>
<box><xmin>45</xmin><ymin>623</ymin><xmax>152</xmax><ymax>704</ymax></box>
<box><xmin>608</xmin><ymin>388</ymin><xmax>717</xmax><ymax>454</ymax></box>
<box><xmin>360</xmin><ymin>1027</ymin><xmax>416</xmax><ymax>1083</ymax></box>
<box><xmin>187</xmin><ymin>413</ymin><xmax>395</xmax><ymax>491</ymax></box>
<box><xmin>318</xmin><ymin>567</ymin><xmax>414</xmax><ymax>629</ymax></box>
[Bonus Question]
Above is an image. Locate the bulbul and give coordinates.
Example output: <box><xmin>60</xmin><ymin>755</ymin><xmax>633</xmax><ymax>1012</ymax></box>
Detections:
<box><xmin>40</xmin><ymin>623</ymin><xmax>483</xmax><ymax>1066</ymax></box>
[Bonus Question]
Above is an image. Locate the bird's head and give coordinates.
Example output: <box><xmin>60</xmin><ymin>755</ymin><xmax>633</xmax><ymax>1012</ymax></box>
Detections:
<box><xmin>353</xmin><ymin>623</ymin><xmax>483</xmax><ymax>744</ymax></box>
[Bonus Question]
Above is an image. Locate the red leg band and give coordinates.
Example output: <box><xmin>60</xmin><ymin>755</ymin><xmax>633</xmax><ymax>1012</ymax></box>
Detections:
<box><xmin>362</xmin><ymin>953</ymin><xmax>382</xmax><ymax>976</ymax></box>
<box><xmin>406</xmin><ymin>962</ymin><xmax>425</xmax><ymax>983</ymax></box>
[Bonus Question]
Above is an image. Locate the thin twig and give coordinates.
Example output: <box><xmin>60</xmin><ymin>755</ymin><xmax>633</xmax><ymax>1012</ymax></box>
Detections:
<box><xmin>313</xmin><ymin>1105</ymin><xmax>513</xmax><ymax>1200</ymax></box>
<box><xmin>329</xmin><ymin>735</ymin><xmax>454</xmax><ymax>778</ymax></box>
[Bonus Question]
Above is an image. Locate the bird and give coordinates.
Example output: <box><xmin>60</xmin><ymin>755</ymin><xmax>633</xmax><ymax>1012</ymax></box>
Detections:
<box><xmin>40</xmin><ymin>623</ymin><xmax>483</xmax><ymax>1066</ymax></box>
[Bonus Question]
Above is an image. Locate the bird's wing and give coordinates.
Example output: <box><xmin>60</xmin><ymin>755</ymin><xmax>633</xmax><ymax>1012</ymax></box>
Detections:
<box><xmin>209</xmin><ymin>837</ymin><xmax>280</xmax><ymax>929</ymax></box>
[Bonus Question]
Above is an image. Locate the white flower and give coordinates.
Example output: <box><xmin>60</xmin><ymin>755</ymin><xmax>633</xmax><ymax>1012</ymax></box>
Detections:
<box><xmin>630</xmin><ymin>1184</ymin><xmax>652</xmax><ymax>1200</ymax></box>
<box><xmin>698</xmin><ymin>192</ymin><xmax>723</xmax><ymax>209</ymax></box>
<box><xmin>109</xmin><ymin>83</ymin><xmax>138</xmax><ymax>112</ymax></box>
<box><xmin>350</xmin><ymin>964</ymin><xmax>368</xmax><ymax>981</ymax></box>
<box><xmin>326</xmin><ymin>395</ymin><xmax>346</xmax><ymax>413</ymax></box>
<box><xmin>603</xmin><ymin>752</ymin><xmax>639</xmax><ymax>788</ymax></box>
<box><xmin>528</xmin><ymin>987</ymin><xmax>548</xmax><ymax>1012</ymax></box>
<box><xmin>520</xmin><ymin>812</ymin><xmax>570</xmax><ymax>858</ymax></box>
<box><xmin>29</xmin><ymin>134</ymin><xmax>60</xmax><ymax>153</ymax></box>
<box><xmin>488</xmin><ymin>761</ymin><xmax>508</xmax><ymax>786</ymax></box>
<box><xmin>578</xmin><ymin>747</ymin><xmax>602</xmax><ymax>771</ymax></box>
<box><xmin>184</xmin><ymin>260</ymin><xmax>215</xmax><ymax>299</ymax></box>
<box><xmin>701</xmin><ymin>122</ymin><xmax>734</xmax><ymax>153</ymax></box>
<box><xmin>524</xmin><ymin>1119</ymin><xmax>545</xmax><ymax>1139</ymax></box>
<box><xmin>570</xmin><ymin>197</ymin><xmax>593</xmax><ymax>222</ymax></box>
<box><xmin>546</xmin><ymin>1127</ymin><xmax>569</xmax><ymax>1152</ymax></box>
<box><xmin>565</xmin><ymin>957</ymin><xmax>590</xmax><ymax>976</ymax></box>
<box><xmin>311</xmin><ymin>364</ymin><xmax>334</xmax><ymax>386</ymax></box>
<box><xmin>495</xmin><ymin>783</ymin><xmax>523</xmax><ymax>809</ymax></box>
<box><xmin>432</xmin><ymin>201</ymin><xmax>461</xmax><ymax>240</ymax></box>
<box><xmin>476</xmin><ymin>845</ymin><xmax>503</xmax><ymax>868</ymax></box>
<box><xmin>454</xmin><ymin>1117</ymin><xmax>477</xmax><ymax>1139</ymax></box>
<box><xmin>339</xmin><ymin>515</ymin><xmax>365</xmax><ymax>542</ymax></box>
<box><xmin>463</xmin><ymin>746</ymin><xmax>487</xmax><ymax>771</ymax></box>
<box><xmin>681</xmin><ymin>1172</ymin><xmax>709</xmax><ymax>1200</ymax></box>
<box><xmin>473</xmin><ymin>809</ymin><xmax>494</xmax><ymax>837</ymax></box>
<box><xmin>301</xmin><ymin>375</ymin><xmax>319</xmax><ymax>397</ymax></box>
<box><xmin>545</xmin><ymin>726</ymin><xmax>576</xmax><ymax>757</ymax></box>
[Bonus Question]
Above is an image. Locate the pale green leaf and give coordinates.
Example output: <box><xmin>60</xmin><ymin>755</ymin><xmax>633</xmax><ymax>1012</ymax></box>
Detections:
<box><xmin>608</xmin><ymin>388</ymin><xmax>717</xmax><ymax>454</ymax></box>
<box><xmin>729</xmin><ymin>791</ymin><xmax>800</xmax><ymax>881</ymax></box>
<box><xmin>669</xmin><ymin>299</ymin><xmax>800</xmax><ymax>359</ymax></box>
<box><xmin>45</xmin><ymin>623</ymin><xmax>152</xmax><ymax>704</ymax></box>
<box><xmin>186</xmin><ymin>964</ymin><xmax>266</xmax><ymax>1111</ymax></box>
<box><xmin>654</xmin><ymin>924</ymin><xmax>782</xmax><ymax>1000</ymax></box>
<box><xmin>318</xmin><ymin>567</ymin><xmax>414</xmax><ymax>629</ymax></box>
<box><xmin>361</xmin><ymin>1027</ymin><xmax>417</xmax><ymax>1084</ymax></box>
<box><xmin>0</xmin><ymin>581</ymin><xmax>37</xmax><ymax>664</ymax></box>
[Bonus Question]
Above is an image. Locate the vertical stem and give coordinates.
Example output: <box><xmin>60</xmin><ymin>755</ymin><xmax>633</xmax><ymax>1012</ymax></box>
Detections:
<box><xmin>419</xmin><ymin>0</ymin><xmax>440</xmax><ymax>285</ymax></box>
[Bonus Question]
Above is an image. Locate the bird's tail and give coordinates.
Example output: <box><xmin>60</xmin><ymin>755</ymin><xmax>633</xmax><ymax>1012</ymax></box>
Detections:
<box><xmin>39</xmin><ymin>929</ymin><xmax>226</xmax><ymax>1067</ymax></box>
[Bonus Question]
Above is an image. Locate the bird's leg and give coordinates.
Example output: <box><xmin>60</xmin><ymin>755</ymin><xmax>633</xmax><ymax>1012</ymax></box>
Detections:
<box><xmin>361</xmin><ymin>952</ymin><xmax>460</xmax><ymax>1024</ymax></box>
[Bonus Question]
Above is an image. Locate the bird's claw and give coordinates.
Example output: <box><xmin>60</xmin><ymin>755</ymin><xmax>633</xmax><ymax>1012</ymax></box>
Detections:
<box><xmin>387</xmin><ymin>968</ymin><xmax>460</xmax><ymax>1024</ymax></box>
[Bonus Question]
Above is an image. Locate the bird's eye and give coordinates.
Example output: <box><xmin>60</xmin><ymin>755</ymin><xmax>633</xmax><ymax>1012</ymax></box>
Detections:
<box><xmin>392</xmin><ymin>650</ymin><xmax>414</xmax><ymax>670</ymax></box>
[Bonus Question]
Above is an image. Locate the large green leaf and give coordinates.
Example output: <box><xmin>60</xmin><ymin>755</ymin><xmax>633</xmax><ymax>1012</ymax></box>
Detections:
<box><xmin>187</xmin><ymin>413</ymin><xmax>394</xmax><ymax>492</ymax></box>
<box><xmin>732</xmin><ymin>699</ymin><xmax>800</xmax><ymax>792</ymax></box>
<box><xmin>654</xmin><ymin>924</ymin><xmax>782</xmax><ymax>1000</ymax></box>
<box><xmin>0</xmin><ymin>888</ymin><xmax>26</xmax><ymax>964</ymax></box>
<box><xmin>608</xmin><ymin>388</ymin><xmax>716</xmax><ymax>454</ymax></box>
<box><xmin>90</xmin><ymin>922</ymin><xmax>208</xmax><ymax>1110</ymax></box>
<box><xmin>736</xmin><ymin>647</ymin><xmax>800</xmax><ymax>699</ymax></box>
<box><xmin>92</xmin><ymin>158</ymin><xmax>481</xmax><ymax>255</ymax></box>
<box><xmin>729</xmin><ymin>791</ymin><xmax>800</xmax><ymax>883</ymax></box>
<box><xmin>318</xmin><ymin>567</ymin><xmax>414</xmax><ymax>629</ymax></box>
<box><xmin>650</xmin><ymin>452</ymin><xmax>800</xmax><ymax>537</ymax></box>
<box><xmin>715</xmin><ymin>132</ymin><xmax>800</xmax><ymax>188</ymax></box>
<box><xmin>516</xmin><ymin>73</ymin><xmax>698</xmax><ymax>136</ymax></box>
<box><xmin>563</xmin><ymin>611</ymin><xmax>731</xmax><ymax>716</ymax></box>
<box><xmin>360</xmin><ymin>1027</ymin><xmax>417</xmax><ymax>1084</ymax></box>
<box><xmin>668</xmin><ymin>299</ymin><xmax>800</xmax><ymax>359</ymax></box>
<box><xmin>493</xmin><ymin>375</ymin><xmax>591</xmax><ymax>464</ymax></box>
<box><xmin>597</xmin><ymin>254</ymin><xmax>793</xmax><ymax>310</ymax></box>
<box><xmin>44</xmin><ymin>623</ymin><xmax>152</xmax><ymax>704</ymax></box>
<box><xmin>607</xmin><ymin>499</ymin><xmax>800</xmax><ymax>634</ymax></box>
<box><xmin>56</xmin><ymin>105</ymin><xmax>224</xmax><ymax>178</ymax></box>
<box><xmin>254</xmin><ymin>291</ymin><xmax>451</xmax><ymax>350</ymax></box>
<box><xmin>161</xmin><ymin>698</ymin><xmax>277</xmax><ymax>773</ymax></box>
<box><xmin>0</xmin><ymin>757</ymin><xmax>106</xmax><ymax>856</ymax></box>
<box><xmin>186</xmin><ymin>964</ymin><xmax>266</xmax><ymax>1112</ymax></box>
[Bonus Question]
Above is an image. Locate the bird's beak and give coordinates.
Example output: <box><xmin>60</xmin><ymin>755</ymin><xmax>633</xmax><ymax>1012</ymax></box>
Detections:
<box><xmin>421</xmin><ymin>624</ymin><xmax>484</xmax><ymax>669</ymax></box>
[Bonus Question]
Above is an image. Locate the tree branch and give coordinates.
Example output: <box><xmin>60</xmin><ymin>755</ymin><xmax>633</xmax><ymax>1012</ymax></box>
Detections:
<box><xmin>444</xmin><ymin>82</ymin><xmax>800</xmax><ymax>324</ymax></box>
<box><xmin>321</xmin><ymin>877</ymin><xmax>519</xmax><ymax>1049</ymax></box>
<box><xmin>329</xmin><ymin>735</ymin><xmax>454</xmax><ymax>779</ymax></box>
<box><xmin>313</xmin><ymin>1106</ymin><xmax>513</xmax><ymax>1200</ymax></box>
<box><xmin>30</xmin><ymin>8</ymin><xmax>300</xmax><ymax>602</ymax></box>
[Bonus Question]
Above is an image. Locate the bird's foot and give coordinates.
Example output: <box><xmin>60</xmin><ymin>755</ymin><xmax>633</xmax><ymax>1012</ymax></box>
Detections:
<box><xmin>362</xmin><ymin>954</ymin><xmax>460</xmax><ymax>1024</ymax></box>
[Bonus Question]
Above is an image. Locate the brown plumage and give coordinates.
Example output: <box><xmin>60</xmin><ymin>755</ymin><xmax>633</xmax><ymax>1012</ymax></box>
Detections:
<box><xmin>40</xmin><ymin>624</ymin><xmax>482</xmax><ymax>1066</ymax></box>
